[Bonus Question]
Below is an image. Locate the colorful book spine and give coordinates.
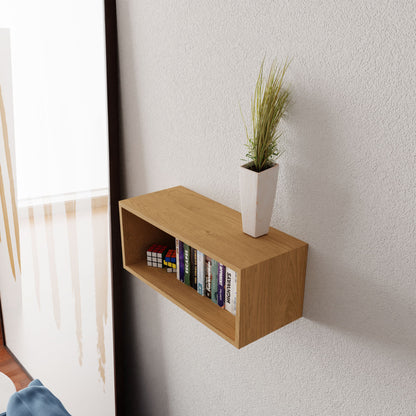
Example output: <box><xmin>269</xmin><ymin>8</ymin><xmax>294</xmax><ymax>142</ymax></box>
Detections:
<box><xmin>176</xmin><ymin>239</ymin><xmax>185</xmax><ymax>282</ymax></box>
<box><xmin>184</xmin><ymin>243</ymin><xmax>191</xmax><ymax>286</ymax></box>
<box><xmin>217</xmin><ymin>263</ymin><xmax>226</xmax><ymax>308</ymax></box>
<box><xmin>197</xmin><ymin>250</ymin><xmax>205</xmax><ymax>295</ymax></box>
<box><xmin>191</xmin><ymin>247</ymin><xmax>198</xmax><ymax>290</ymax></box>
<box><xmin>176</xmin><ymin>239</ymin><xmax>180</xmax><ymax>280</ymax></box>
<box><xmin>210</xmin><ymin>259</ymin><xmax>219</xmax><ymax>304</ymax></box>
<box><xmin>205</xmin><ymin>256</ymin><xmax>212</xmax><ymax>298</ymax></box>
<box><xmin>225</xmin><ymin>267</ymin><xmax>237</xmax><ymax>315</ymax></box>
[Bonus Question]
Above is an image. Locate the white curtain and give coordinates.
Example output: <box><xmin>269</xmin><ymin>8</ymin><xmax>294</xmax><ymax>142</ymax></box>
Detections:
<box><xmin>0</xmin><ymin>2</ymin><xmax>115</xmax><ymax>415</ymax></box>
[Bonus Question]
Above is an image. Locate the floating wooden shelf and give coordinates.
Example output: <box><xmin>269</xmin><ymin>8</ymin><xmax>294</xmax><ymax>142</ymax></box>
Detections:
<box><xmin>119</xmin><ymin>186</ymin><xmax>308</xmax><ymax>348</ymax></box>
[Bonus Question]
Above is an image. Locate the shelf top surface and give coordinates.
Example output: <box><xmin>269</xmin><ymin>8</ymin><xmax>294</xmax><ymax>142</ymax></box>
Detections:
<box><xmin>119</xmin><ymin>186</ymin><xmax>307</xmax><ymax>270</ymax></box>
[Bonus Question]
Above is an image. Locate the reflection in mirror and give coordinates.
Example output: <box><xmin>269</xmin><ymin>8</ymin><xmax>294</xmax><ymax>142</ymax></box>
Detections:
<box><xmin>0</xmin><ymin>2</ymin><xmax>115</xmax><ymax>415</ymax></box>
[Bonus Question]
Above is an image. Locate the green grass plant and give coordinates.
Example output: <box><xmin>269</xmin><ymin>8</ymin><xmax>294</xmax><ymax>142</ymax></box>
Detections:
<box><xmin>243</xmin><ymin>59</ymin><xmax>291</xmax><ymax>172</ymax></box>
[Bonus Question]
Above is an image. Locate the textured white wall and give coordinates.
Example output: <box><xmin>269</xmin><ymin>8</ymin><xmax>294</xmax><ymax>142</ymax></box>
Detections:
<box><xmin>116</xmin><ymin>1</ymin><xmax>416</xmax><ymax>414</ymax></box>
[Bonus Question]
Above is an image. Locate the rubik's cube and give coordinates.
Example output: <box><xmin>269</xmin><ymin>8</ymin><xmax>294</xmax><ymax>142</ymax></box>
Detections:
<box><xmin>163</xmin><ymin>249</ymin><xmax>177</xmax><ymax>273</ymax></box>
<box><xmin>146</xmin><ymin>244</ymin><xmax>168</xmax><ymax>268</ymax></box>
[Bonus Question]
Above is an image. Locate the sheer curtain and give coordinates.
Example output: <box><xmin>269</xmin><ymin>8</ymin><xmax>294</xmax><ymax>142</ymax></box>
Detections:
<box><xmin>0</xmin><ymin>2</ymin><xmax>115</xmax><ymax>415</ymax></box>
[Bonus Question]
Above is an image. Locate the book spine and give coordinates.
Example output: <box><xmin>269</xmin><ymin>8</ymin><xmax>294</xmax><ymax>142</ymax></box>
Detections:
<box><xmin>177</xmin><ymin>240</ymin><xmax>184</xmax><ymax>282</ymax></box>
<box><xmin>225</xmin><ymin>268</ymin><xmax>237</xmax><ymax>315</ymax></box>
<box><xmin>205</xmin><ymin>256</ymin><xmax>212</xmax><ymax>298</ymax></box>
<box><xmin>217</xmin><ymin>263</ymin><xmax>226</xmax><ymax>308</ymax></box>
<box><xmin>197</xmin><ymin>250</ymin><xmax>205</xmax><ymax>295</ymax></box>
<box><xmin>184</xmin><ymin>243</ymin><xmax>191</xmax><ymax>286</ymax></box>
<box><xmin>191</xmin><ymin>247</ymin><xmax>198</xmax><ymax>289</ymax></box>
<box><xmin>210</xmin><ymin>259</ymin><xmax>219</xmax><ymax>304</ymax></box>
<box><xmin>231</xmin><ymin>269</ymin><xmax>237</xmax><ymax>314</ymax></box>
<box><xmin>176</xmin><ymin>239</ymin><xmax>180</xmax><ymax>280</ymax></box>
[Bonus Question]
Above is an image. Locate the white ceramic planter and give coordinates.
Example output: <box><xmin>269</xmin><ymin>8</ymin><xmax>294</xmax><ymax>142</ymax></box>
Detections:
<box><xmin>239</xmin><ymin>162</ymin><xmax>279</xmax><ymax>238</ymax></box>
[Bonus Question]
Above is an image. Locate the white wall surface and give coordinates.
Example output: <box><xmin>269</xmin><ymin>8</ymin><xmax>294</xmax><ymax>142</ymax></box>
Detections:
<box><xmin>116</xmin><ymin>1</ymin><xmax>416</xmax><ymax>415</ymax></box>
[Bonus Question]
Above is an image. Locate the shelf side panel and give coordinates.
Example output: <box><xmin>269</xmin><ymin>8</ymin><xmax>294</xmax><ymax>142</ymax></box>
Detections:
<box><xmin>238</xmin><ymin>244</ymin><xmax>308</xmax><ymax>348</ymax></box>
<box><xmin>120</xmin><ymin>207</ymin><xmax>175</xmax><ymax>266</ymax></box>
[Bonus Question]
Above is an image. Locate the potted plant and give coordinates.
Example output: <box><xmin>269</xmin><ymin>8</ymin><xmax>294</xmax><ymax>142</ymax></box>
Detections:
<box><xmin>240</xmin><ymin>59</ymin><xmax>291</xmax><ymax>238</ymax></box>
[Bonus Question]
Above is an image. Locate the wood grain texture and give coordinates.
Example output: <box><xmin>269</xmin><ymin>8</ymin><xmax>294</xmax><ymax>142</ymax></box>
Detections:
<box><xmin>0</xmin><ymin>305</ymin><xmax>31</xmax><ymax>390</ymax></box>
<box><xmin>119</xmin><ymin>186</ymin><xmax>308</xmax><ymax>348</ymax></box>
<box><xmin>0</xmin><ymin>346</ymin><xmax>32</xmax><ymax>391</ymax></box>
<box><xmin>238</xmin><ymin>245</ymin><xmax>308</xmax><ymax>348</ymax></box>
<box><xmin>120</xmin><ymin>186</ymin><xmax>306</xmax><ymax>271</ymax></box>
<box><xmin>0</xmin><ymin>309</ymin><xmax>3</xmax><ymax>347</ymax></box>
<box><xmin>120</xmin><ymin>208</ymin><xmax>175</xmax><ymax>266</ymax></box>
<box><xmin>125</xmin><ymin>262</ymin><xmax>235</xmax><ymax>344</ymax></box>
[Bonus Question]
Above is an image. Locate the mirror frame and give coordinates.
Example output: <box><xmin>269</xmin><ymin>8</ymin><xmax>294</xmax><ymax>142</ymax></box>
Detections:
<box><xmin>104</xmin><ymin>1</ymin><xmax>122</xmax><ymax>414</ymax></box>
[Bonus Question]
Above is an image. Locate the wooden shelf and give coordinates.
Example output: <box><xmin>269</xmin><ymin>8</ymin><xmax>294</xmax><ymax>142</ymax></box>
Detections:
<box><xmin>119</xmin><ymin>186</ymin><xmax>308</xmax><ymax>348</ymax></box>
<box><xmin>125</xmin><ymin>261</ymin><xmax>235</xmax><ymax>343</ymax></box>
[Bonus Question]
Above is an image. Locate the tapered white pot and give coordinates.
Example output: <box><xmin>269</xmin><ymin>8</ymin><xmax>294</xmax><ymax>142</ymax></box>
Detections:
<box><xmin>239</xmin><ymin>162</ymin><xmax>279</xmax><ymax>238</ymax></box>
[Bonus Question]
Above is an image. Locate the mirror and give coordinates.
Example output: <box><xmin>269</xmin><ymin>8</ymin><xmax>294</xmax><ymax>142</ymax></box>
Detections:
<box><xmin>0</xmin><ymin>1</ymin><xmax>117</xmax><ymax>414</ymax></box>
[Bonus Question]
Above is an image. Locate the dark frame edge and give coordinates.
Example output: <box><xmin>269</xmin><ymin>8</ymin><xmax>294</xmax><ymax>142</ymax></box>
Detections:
<box><xmin>104</xmin><ymin>1</ymin><xmax>123</xmax><ymax>415</ymax></box>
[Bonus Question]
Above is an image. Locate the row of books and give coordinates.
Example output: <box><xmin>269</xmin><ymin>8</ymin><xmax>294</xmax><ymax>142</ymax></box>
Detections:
<box><xmin>175</xmin><ymin>239</ymin><xmax>237</xmax><ymax>315</ymax></box>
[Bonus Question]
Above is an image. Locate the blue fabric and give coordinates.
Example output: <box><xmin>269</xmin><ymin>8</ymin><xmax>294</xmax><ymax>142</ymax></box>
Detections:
<box><xmin>1</xmin><ymin>380</ymin><xmax>70</xmax><ymax>416</ymax></box>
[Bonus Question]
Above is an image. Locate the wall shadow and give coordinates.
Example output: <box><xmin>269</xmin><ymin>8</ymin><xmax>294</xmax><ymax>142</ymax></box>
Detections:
<box><xmin>117</xmin><ymin>271</ymin><xmax>171</xmax><ymax>416</ymax></box>
<box><xmin>284</xmin><ymin>87</ymin><xmax>416</xmax><ymax>356</ymax></box>
<box><xmin>304</xmin><ymin>247</ymin><xmax>416</xmax><ymax>355</ymax></box>
<box><xmin>115</xmin><ymin>2</ymin><xmax>170</xmax><ymax>415</ymax></box>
